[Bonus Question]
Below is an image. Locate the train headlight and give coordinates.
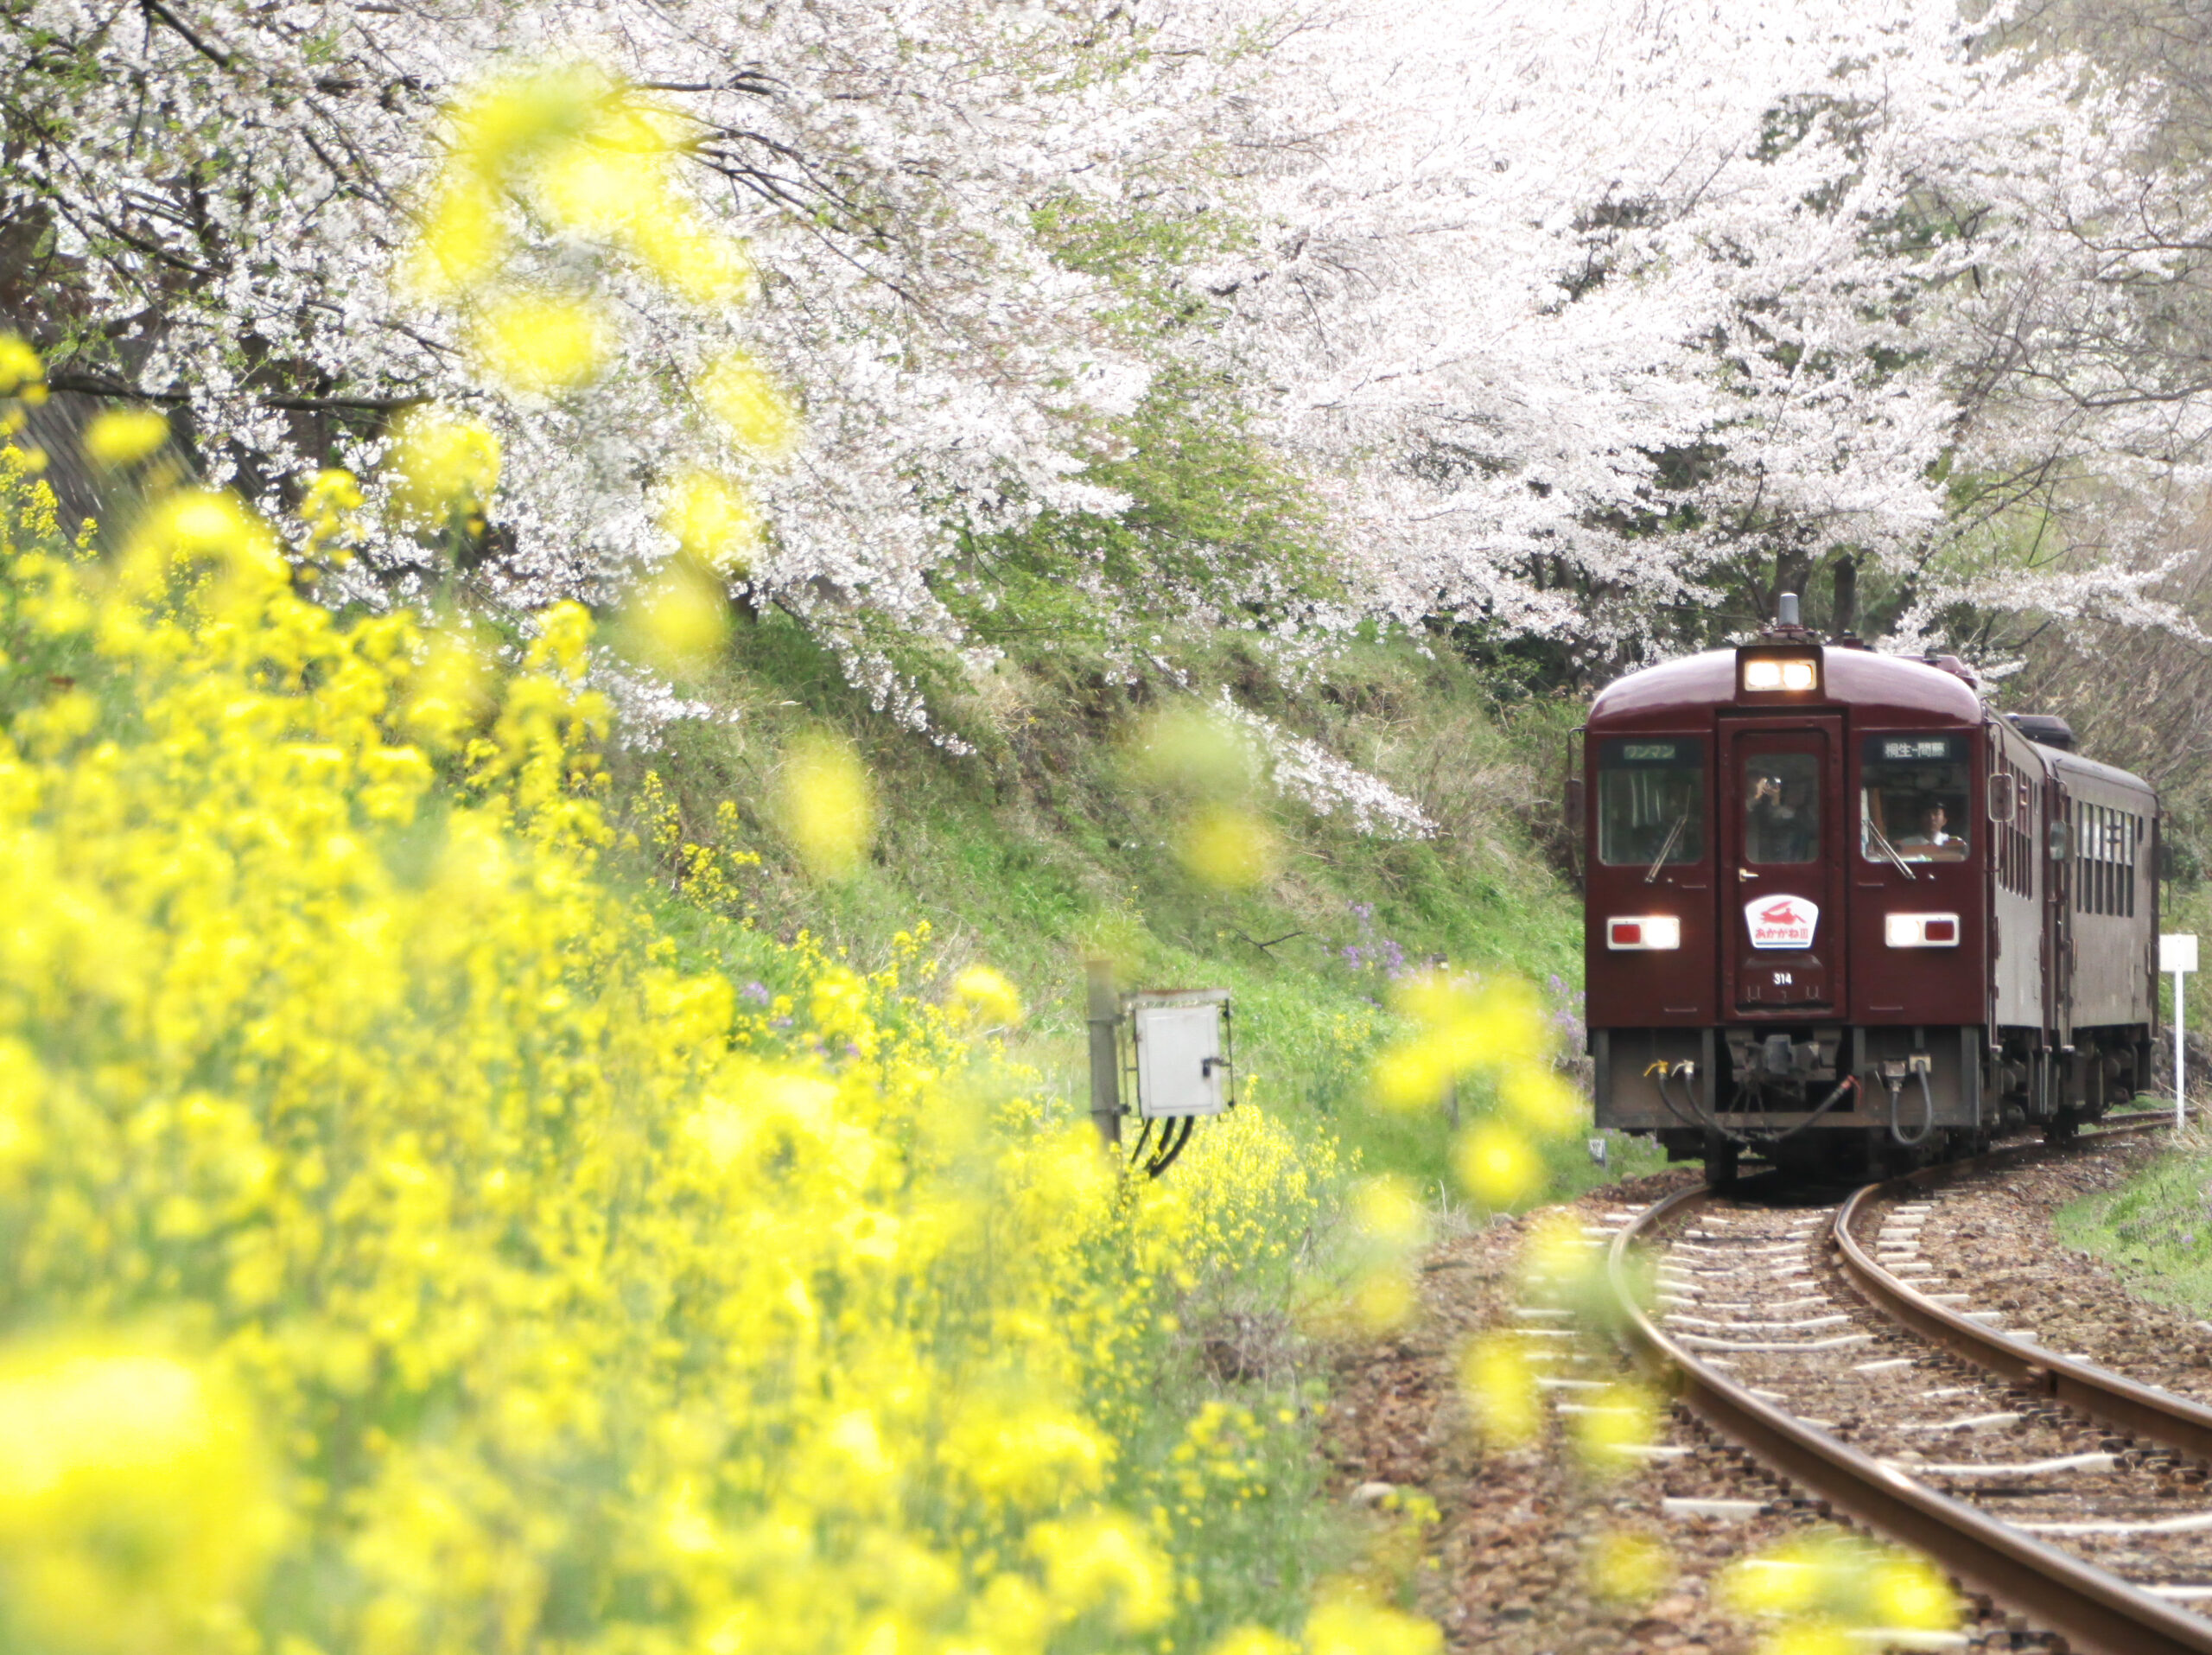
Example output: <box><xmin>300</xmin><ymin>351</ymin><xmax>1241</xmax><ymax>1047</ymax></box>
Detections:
<box><xmin>1884</xmin><ymin>913</ymin><xmax>1961</xmax><ymax>948</ymax></box>
<box><xmin>1738</xmin><ymin>648</ymin><xmax>1822</xmax><ymax>697</ymax></box>
<box><xmin>1607</xmin><ymin>916</ymin><xmax>1681</xmax><ymax>951</ymax></box>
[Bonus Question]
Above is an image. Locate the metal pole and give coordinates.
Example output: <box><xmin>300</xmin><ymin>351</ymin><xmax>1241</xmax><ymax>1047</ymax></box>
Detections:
<box><xmin>2177</xmin><ymin>968</ymin><xmax>2189</xmax><ymax>1130</ymax></box>
<box><xmin>1086</xmin><ymin>958</ymin><xmax>1122</xmax><ymax>1149</ymax></box>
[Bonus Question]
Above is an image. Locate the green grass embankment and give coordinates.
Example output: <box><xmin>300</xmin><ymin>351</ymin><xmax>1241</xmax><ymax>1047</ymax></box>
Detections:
<box><xmin>2056</xmin><ymin>1129</ymin><xmax>2212</xmax><ymax>1310</ymax></box>
<box><xmin>607</xmin><ymin>612</ymin><xmax>1660</xmax><ymax>1199</ymax></box>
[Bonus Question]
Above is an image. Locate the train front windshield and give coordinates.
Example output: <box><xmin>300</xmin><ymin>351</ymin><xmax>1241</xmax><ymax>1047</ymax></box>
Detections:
<box><xmin>1862</xmin><ymin>735</ymin><xmax>1969</xmax><ymax>863</ymax></box>
<box><xmin>1598</xmin><ymin>738</ymin><xmax>1705</xmax><ymax>868</ymax></box>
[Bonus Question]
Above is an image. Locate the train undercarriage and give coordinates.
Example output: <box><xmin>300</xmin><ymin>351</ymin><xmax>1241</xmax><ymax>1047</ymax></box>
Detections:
<box><xmin>1593</xmin><ymin>1022</ymin><xmax>2153</xmax><ymax>1183</ymax></box>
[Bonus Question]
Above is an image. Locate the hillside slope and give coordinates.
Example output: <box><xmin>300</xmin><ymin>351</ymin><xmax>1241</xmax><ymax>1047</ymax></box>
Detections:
<box><xmin>611</xmin><ymin>609</ymin><xmax>1644</xmax><ymax>1194</ymax></box>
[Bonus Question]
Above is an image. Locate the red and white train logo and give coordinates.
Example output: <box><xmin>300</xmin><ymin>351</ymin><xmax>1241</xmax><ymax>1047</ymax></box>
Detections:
<box><xmin>1745</xmin><ymin>894</ymin><xmax>1819</xmax><ymax>949</ymax></box>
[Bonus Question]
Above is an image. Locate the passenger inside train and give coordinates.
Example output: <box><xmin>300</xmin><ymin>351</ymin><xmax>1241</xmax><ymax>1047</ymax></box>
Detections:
<box><xmin>1745</xmin><ymin>761</ymin><xmax>1818</xmax><ymax>863</ymax></box>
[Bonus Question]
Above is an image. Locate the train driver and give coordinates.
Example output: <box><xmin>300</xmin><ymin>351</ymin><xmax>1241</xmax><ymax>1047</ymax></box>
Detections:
<box><xmin>1895</xmin><ymin>801</ymin><xmax>1967</xmax><ymax>862</ymax></box>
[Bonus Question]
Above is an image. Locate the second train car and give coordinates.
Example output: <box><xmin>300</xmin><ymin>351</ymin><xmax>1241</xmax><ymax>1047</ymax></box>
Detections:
<box><xmin>1582</xmin><ymin>595</ymin><xmax>2160</xmax><ymax>1181</ymax></box>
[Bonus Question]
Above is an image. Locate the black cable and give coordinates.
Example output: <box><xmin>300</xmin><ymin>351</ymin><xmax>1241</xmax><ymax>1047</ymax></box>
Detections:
<box><xmin>1732</xmin><ymin>1073</ymin><xmax>1860</xmax><ymax>1148</ymax></box>
<box><xmin>1145</xmin><ymin>1116</ymin><xmax>1195</xmax><ymax>1178</ymax></box>
<box><xmin>1657</xmin><ymin>1059</ymin><xmax>1860</xmax><ymax>1149</ymax></box>
<box><xmin>1649</xmin><ymin>1061</ymin><xmax>1711</xmax><ymax>1134</ymax></box>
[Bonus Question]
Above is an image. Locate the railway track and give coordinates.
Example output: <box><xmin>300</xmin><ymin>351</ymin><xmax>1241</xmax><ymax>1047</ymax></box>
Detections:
<box><xmin>1608</xmin><ymin>1115</ymin><xmax>2212</xmax><ymax>1655</ymax></box>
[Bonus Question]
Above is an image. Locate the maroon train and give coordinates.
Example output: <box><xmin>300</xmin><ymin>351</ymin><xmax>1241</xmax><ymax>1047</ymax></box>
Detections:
<box><xmin>1580</xmin><ymin>596</ymin><xmax>2161</xmax><ymax>1181</ymax></box>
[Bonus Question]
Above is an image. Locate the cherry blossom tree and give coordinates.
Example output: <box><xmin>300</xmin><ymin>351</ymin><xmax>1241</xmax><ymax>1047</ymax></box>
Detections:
<box><xmin>12</xmin><ymin>0</ymin><xmax>2212</xmax><ymax>720</ymax></box>
<box><xmin>1183</xmin><ymin>0</ymin><xmax>2212</xmax><ymax>674</ymax></box>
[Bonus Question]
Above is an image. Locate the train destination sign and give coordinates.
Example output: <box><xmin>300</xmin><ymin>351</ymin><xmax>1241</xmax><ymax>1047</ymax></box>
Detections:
<box><xmin>1600</xmin><ymin>736</ymin><xmax>1701</xmax><ymax>766</ymax></box>
<box><xmin>1745</xmin><ymin>894</ymin><xmax>1820</xmax><ymax>949</ymax></box>
<box><xmin>1868</xmin><ymin>735</ymin><xmax>1961</xmax><ymax>762</ymax></box>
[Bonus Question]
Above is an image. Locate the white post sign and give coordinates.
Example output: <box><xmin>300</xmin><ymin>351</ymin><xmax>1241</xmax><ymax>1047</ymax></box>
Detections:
<box><xmin>2163</xmin><ymin>933</ymin><xmax>2198</xmax><ymax>1125</ymax></box>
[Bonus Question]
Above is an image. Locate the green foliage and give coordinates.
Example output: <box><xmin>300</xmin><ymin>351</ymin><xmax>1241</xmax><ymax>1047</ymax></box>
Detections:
<box><xmin>942</xmin><ymin>372</ymin><xmax>1344</xmax><ymax>649</ymax></box>
<box><xmin>2056</xmin><ymin>1136</ymin><xmax>2212</xmax><ymax>1313</ymax></box>
<box><xmin>607</xmin><ymin>605</ymin><xmax>1643</xmax><ymax>1195</ymax></box>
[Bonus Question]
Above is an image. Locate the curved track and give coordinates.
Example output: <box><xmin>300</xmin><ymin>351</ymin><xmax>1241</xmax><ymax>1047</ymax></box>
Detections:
<box><xmin>1608</xmin><ymin>1117</ymin><xmax>2212</xmax><ymax>1655</ymax></box>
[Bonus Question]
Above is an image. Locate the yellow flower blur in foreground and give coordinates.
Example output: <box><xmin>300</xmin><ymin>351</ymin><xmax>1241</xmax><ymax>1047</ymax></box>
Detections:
<box><xmin>1512</xmin><ymin>1208</ymin><xmax>1625</xmax><ymax>1337</ymax></box>
<box><xmin>659</xmin><ymin>468</ymin><xmax>762</xmax><ymax>573</ymax></box>
<box><xmin>1179</xmin><ymin>801</ymin><xmax>1283</xmax><ymax>889</ymax></box>
<box><xmin>619</xmin><ymin>555</ymin><xmax>731</xmax><ymax>675</ymax></box>
<box><xmin>950</xmin><ymin>964</ymin><xmax>1023</xmax><ymax>1029</ymax></box>
<box><xmin>298</xmin><ymin>467</ymin><xmax>365</xmax><ymax>562</ymax></box>
<box><xmin>1367</xmin><ymin>969</ymin><xmax>1584</xmax><ymax>1213</ymax></box>
<box><xmin>1567</xmin><ymin>1378</ymin><xmax>1660</xmax><ymax>1478</ymax></box>
<box><xmin>85</xmin><ymin>407</ymin><xmax>170</xmax><ymax>470</ymax></box>
<box><xmin>1304</xmin><ymin>1585</ymin><xmax>1442</xmax><ymax>1655</ymax></box>
<box><xmin>699</xmin><ymin>351</ymin><xmax>799</xmax><ymax>457</ymax></box>
<box><xmin>778</xmin><ymin>729</ymin><xmax>874</xmax><ymax>879</ymax></box>
<box><xmin>0</xmin><ymin>333</ymin><xmax>44</xmax><ymax>403</ymax></box>
<box><xmin>1453</xmin><ymin>1119</ymin><xmax>1543</xmax><ymax>1208</ymax></box>
<box><xmin>1131</xmin><ymin>704</ymin><xmax>1282</xmax><ymax>889</ymax></box>
<box><xmin>1716</xmin><ymin>1530</ymin><xmax>1961</xmax><ymax>1647</ymax></box>
<box><xmin>0</xmin><ymin>450</ymin><xmax>1354</xmax><ymax>1652</ymax></box>
<box><xmin>469</xmin><ymin>291</ymin><xmax>608</xmax><ymax>397</ymax></box>
<box><xmin>1340</xmin><ymin>1174</ymin><xmax>1427</xmax><ymax>1334</ymax></box>
<box><xmin>408</xmin><ymin>67</ymin><xmax>754</xmax><ymax>308</ymax></box>
<box><xmin>0</xmin><ymin>1344</ymin><xmax>282</xmax><ymax>1655</ymax></box>
<box><xmin>386</xmin><ymin>404</ymin><xmax>501</xmax><ymax>528</ymax></box>
<box><xmin>1456</xmin><ymin>1331</ymin><xmax>1543</xmax><ymax>1449</ymax></box>
<box><xmin>1586</xmin><ymin>1529</ymin><xmax>1673</xmax><ymax>1607</ymax></box>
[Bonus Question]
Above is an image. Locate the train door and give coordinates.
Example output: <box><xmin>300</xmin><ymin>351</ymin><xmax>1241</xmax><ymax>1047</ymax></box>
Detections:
<box><xmin>2049</xmin><ymin>778</ymin><xmax>2075</xmax><ymax>1048</ymax></box>
<box><xmin>1720</xmin><ymin>717</ymin><xmax>1847</xmax><ymax>1015</ymax></box>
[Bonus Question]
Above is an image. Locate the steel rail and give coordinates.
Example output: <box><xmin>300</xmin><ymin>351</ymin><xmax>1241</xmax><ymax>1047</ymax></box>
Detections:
<box><xmin>1607</xmin><ymin>1118</ymin><xmax>2212</xmax><ymax>1655</ymax></box>
<box><xmin>1834</xmin><ymin>1115</ymin><xmax>2212</xmax><ymax>1461</ymax></box>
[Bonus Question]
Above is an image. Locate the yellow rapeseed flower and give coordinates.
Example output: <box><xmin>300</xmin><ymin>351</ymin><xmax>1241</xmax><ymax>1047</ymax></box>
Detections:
<box><xmin>0</xmin><ymin>1343</ymin><xmax>282</xmax><ymax>1655</ymax></box>
<box><xmin>1567</xmin><ymin>1378</ymin><xmax>1660</xmax><ymax>1478</ymax></box>
<box><xmin>298</xmin><ymin>467</ymin><xmax>365</xmax><ymax>561</ymax></box>
<box><xmin>1177</xmin><ymin>803</ymin><xmax>1281</xmax><ymax>889</ymax></box>
<box><xmin>640</xmin><ymin>222</ymin><xmax>758</xmax><ymax>306</ymax></box>
<box><xmin>1208</xmin><ymin>1627</ymin><xmax>1298</xmax><ymax>1655</ymax></box>
<box><xmin>84</xmin><ymin>407</ymin><xmax>169</xmax><ymax>470</ymax></box>
<box><xmin>778</xmin><ymin>730</ymin><xmax>874</xmax><ymax>880</ymax></box>
<box><xmin>1030</xmin><ymin>1513</ymin><xmax>1172</xmax><ymax>1631</ymax></box>
<box><xmin>659</xmin><ymin>468</ymin><xmax>763</xmax><ymax>573</ymax></box>
<box><xmin>1754</xmin><ymin>1626</ymin><xmax>1855</xmax><ymax>1655</ymax></box>
<box><xmin>698</xmin><ymin>351</ymin><xmax>799</xmax><ymax>456</ymax></box>
<box><xmin>449</xmin><ymin>62</ymin><xmax>612</xmax><ymax>176</ymax></box>
<box><xmin>0</xmin><ymin>333</ymin><xmax>44</xmax><ymax>403</ymax></box>
<box><xmin>1500</xmin><ymin>1065</ymin><xmax>1584</xmax><ymax>1137</ymax></box>
<box><xmin>620</xmin><ymin>557</ymin><xmax>731</xmax><ymax>675</ymax></box>
<box><xmin>1304</xmin><ymin>1587</ymin><xmax>1443</xmax><ymax>1655</ymax></box>
<box><xmin>0</xmin><ymin>395</ymin><xmax>1382</xmax><ymax>1655</ymax></box>
<box><xmin>387</xmin><ymin>404</ymin><xmax>501</xmax><ymax>527</ymax></box>
<box><xmin>950</xmin><ymin>964</ymin><xmax>1022</xmax><ymax>1029</ymax></box>
<box><xmin>1586</xmin><ymin>1529</ymin><xmax>1673</xmax><ymax>1607</ymax></box>
<box><xmin>1351</xmin><ymin>1267</ymin><xmax>1417</xmax><ymax>1334</ymax></box>
<box><xmin>1867</xmin><ymin>1550</ymin><xmax>1961</xmax><ymax>1632</ymax></box>
<box><xmin>1456</xmin><ymin>1331</ymin><xmax>1542</xmax><ymax>1449</ymax></box>
<box><xmin>1350</xmin><ymin>1174</ymin><xmax>1427</xmax><ymax>1251</ymax></box>
<box><xmin>470</xmin><ymin>291</ymin><xmax>608</xmax><ymax>396</ymax></box>
<box><xmin>404</xmin><ymin>174</ymin><xmax>508</xmax><ymax>299</ymax></box>
<box><xmin>1452</xmin><ymin>1119</ymin><xmax>1543</xmax><ymax>1209</ymax></box>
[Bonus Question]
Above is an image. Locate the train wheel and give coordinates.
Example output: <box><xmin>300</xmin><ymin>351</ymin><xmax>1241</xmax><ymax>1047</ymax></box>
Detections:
<box><xmin>2043</xmin><ymin>1109</ymin><xmax>2079</xmax><ymax>1147</ymax></box>
<box><xmin>1703</xmin><ymin>1131</ymin><xmax>1739</xmax><ymax>1188</ymax></box>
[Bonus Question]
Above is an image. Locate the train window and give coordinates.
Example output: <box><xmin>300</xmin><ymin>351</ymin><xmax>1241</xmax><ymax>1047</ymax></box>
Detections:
<box><xmin>1597</xmin><ymin>738</ymin><xmax>1706</xmax><ymax>868</ymax></box>
<box><xmin>2072</xmin><ymin>804</ymin><xmax>2141</xmax><ymax>918</ymax></box>
<box><xmin>1861</xmin><ymin>734</ymin><xmax>1969</xmax><ymax>863</ymax></box>
<box><xmin>1745</xmin><ymin>752</ymin><xmax>1820</xmax><ymax>863</ymax></box>
<box><xmin>1997</xmin><ymin>752</ymin><xmax>2032</xmax><ymax>895</ymax></box>
<box><xmin>2079</xmin><ymin>801</ymin><xmax>2094</xmax><ymax>913</ymax></box>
